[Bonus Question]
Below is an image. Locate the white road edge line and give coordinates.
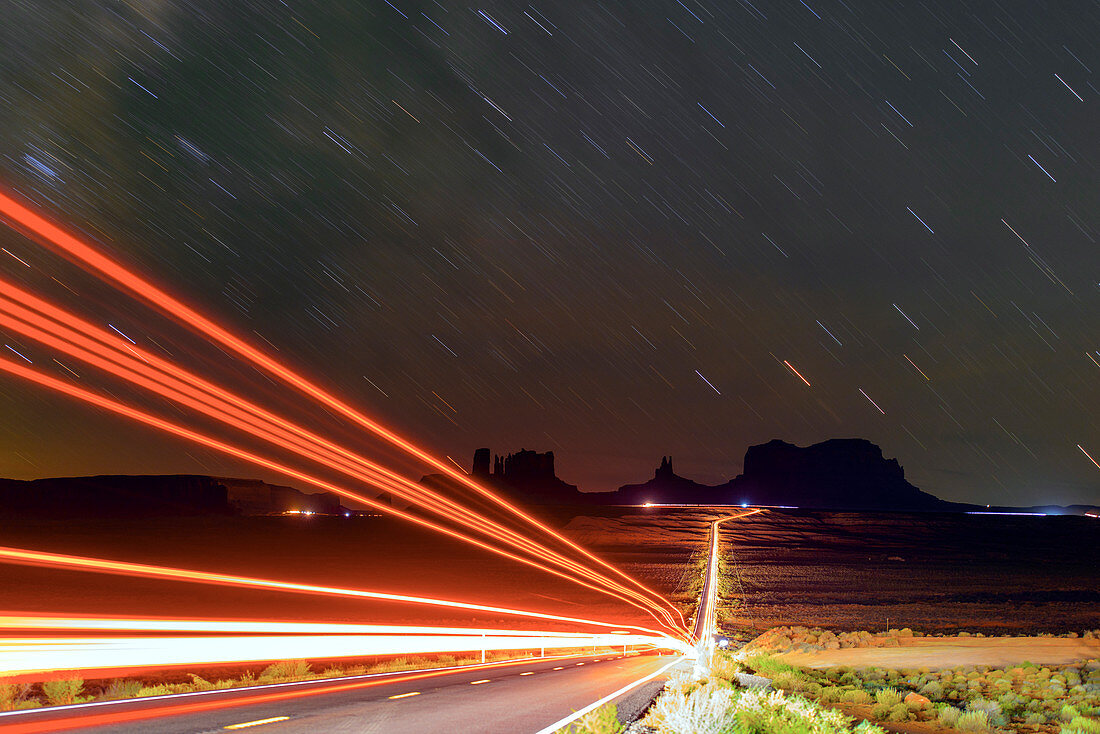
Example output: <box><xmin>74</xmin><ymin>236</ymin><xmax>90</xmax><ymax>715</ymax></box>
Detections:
<box><xmin>0</xmin><ymin>653</ymin><xmax>586</xmax><ymax>719</ymax></box>
<box><xmin>531</xmin><ymin>655</ymin><xmax>686</xmax><ymax>734</ymax></box>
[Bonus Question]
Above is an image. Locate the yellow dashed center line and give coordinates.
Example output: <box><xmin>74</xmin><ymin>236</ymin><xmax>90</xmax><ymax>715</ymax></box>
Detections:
<box><xmin>519</xmin><ymin>672</ymin><xmax>535</xmax><ymax>676</ymax></box>
<box><xmin>470</xmin><ymin>679</ymin><xmax>490</xmax><ymax>685</ymax></box>
<box><xmin>388</xmin><ymin>691</ymin><xmax>421</xmax><ymax>699</ymax></box>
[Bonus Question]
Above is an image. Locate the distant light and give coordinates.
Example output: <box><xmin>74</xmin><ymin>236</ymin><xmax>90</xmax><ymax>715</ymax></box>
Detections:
<box><xmin>741</xmin><ymin>502</ymin><xmax>748</xmax><ymax>508</ymax></box>
<box><xmin>965</xmin><ymin>511</ymin><xmax>1047</xmax><ymax>516</ymax></box>
<box><xmin>343</xmin><ymin>512</ymin><xmax>351</xmax><ymax>517</ymax></box>
<box><xmin>642</xmin><ymin>502</ymin><xmax>653</xmax><ymax>507</ymax></box>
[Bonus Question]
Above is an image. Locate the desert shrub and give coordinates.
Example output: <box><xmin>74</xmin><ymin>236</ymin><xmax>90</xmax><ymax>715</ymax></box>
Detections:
<box><xmin>1063</xmin><ymin>716</ymin><xmax>1100</xmax><ymax>733</ymax></box>
<box><xmin>731</xmin><ymin>689</ymin><xmax>885</xmax><ymax>733</ymax></box>
<box><xmin>137</xmin><ymin>683</ymin><xmax>193</xmax><ymax>697</ymax></box>
<box><xmin>0</xmin><ymin>684</ymin><xmax>21</xmax><ymax>711</ymax></box>
<box><xmin>937</xmin><ymin>705</ymin><xmax>961</xmax><ymax>726</ymax></box>
<box><xmin>966</xmin><ymin>697</ymin><xmax>1005</xmax><ymax>726</ymax></box>
<box><xmin>887</xmin><ymin>703</ymin><xmax>910</xmax><ymax>721</ymax></box>
<box><xmin>42</xmin><ymin>679</ymin><xmax>83</xmax><ymax>706</ymax></box>
<box><xmin>870</xmin><ymin>702</ymin><xmax>891</xmax><ymax>720</ymax></box>
<box><xmin>839</xmin><ymin>671</ymin><xmax>862</xmax><ymax>686</ymax></box>
<box><xmin>919</xmin><ymin>681</ymin><xmax>943</xmax><ymax>700</ymax></box>
<box><xmin>767</xmin><ymin>672</ymin><xmax>801</xmax><ymax>693</ymax></box>
<box><xmin>820</xmin><ymin>686</ymin><xmax>845</xmax><ymax>703</ymax></box>
<box><xmin>742</xmin><ymin>655</ymin><xmax>798</xmax><ymax>678</ymax></box>
<box><xmin>260</xmin><ymin>660</ymin><xmax>310</xmax><ymax>681</ymax></box>
<box><xmin>956</xmin><ymin>710</ymin><xmax>992</xmax><ymax>732</ymax></box>
<box><xmin>563</xmin><ymin>704</ymin><xmax>623</xmax><ymax>734</ymax></box>
<box><xmin>644</xmin><ymin>684</ymin><xmax>736</xmax><ymax>733</ymax></box>
<box><xmin>187</xmin><ymin>674</ymin><xmax>215</xmax><ymax>691</ymax></box>
<box><xmin>711</xmin><ymin>654</ymin><xmax>741</xmax><ymax>682</ymax></box>
<box><xmin>843</xmin><ymin>689</ymin><xmax>873</xmax><ymax>705</ymax></box>
<box><xmin>874</xmin><ymin>688</ymin><xmax>903</xmax><ymax>708</ymax></box>
<box><xmin>1060</xmin><ymin>704</ymin><xmax>1082</xmax><ymax>722</ymax></box>
<box><xmin>99</xmin><ymin>679</ymin><xmax>142</xmax><ymax>701</ymax></box>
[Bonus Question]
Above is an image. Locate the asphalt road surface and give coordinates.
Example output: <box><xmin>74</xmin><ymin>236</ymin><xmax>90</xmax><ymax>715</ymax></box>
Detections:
<box><xmin>2</xmin><ymin>653</ymin><xmax>683</xmax><ymax>733</ymax></box>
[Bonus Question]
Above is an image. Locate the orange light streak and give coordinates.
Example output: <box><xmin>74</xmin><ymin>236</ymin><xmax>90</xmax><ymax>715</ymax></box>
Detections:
<box><xmin>0</xmin><ymin>303</ymin><xmax>677</xmax><ymax>633</ymax></box>
<box><xmin>1</xmin><ymin>631</ymin><xmax>678</xmax><ymax>678</ymax></box>
<box><xmin>0</xmin><ymin>285</ymin><xmax>681</xmax><ymax>631</ymax></box>
<box><xmin>0</xmin><ymin>357</ymin><xmax>684</xmax><ymax>634</ymax></box>
<box><xmin>0</xmin><ymin>190</ymin><xmax>681</xmax><ymax>629</ymax></box>
<box><xmin>0</xmin><ymin>614</ymin><xmax>677</xmax><ymax>640</ymax></box>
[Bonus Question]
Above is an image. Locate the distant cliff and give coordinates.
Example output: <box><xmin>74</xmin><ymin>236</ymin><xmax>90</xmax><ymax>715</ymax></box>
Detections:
<box><xmin>601</xmin><ymin>439</ymin><xmax>952</xmax><ymax>511</ymax></box>
<box><xmin>724</xmin><ymin>438</ymin><xmax>948</xmax><ymax>510</ymax></box>
<box><xmin>0</xmin><ymin>474</ymin><xmax>346</xmax><ymax>517</ymax></box>
<box><xmin>424</xmin><ymin>447</ymin><xmax>583</xmax><ymax>504</ymax></box>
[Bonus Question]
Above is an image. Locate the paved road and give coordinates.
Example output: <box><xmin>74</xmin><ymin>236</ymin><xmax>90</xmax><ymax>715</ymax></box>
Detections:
<box><xmin>1</xmin><ymin>653</ymin><xmax>682</xmax><ymax>734</ymax></box>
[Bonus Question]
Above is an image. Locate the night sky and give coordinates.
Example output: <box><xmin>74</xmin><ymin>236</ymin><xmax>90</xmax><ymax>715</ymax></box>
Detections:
<box><xmin>0</xmin><ymin>1</ymin><xmax>1096</xmax><ymax>506</ymax></box>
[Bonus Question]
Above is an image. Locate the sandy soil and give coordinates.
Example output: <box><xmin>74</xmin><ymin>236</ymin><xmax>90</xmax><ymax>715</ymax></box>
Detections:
<box><xmin>775</xmin><ymin>636</ymin><xmax>1100</xmax><ymax>669</ymax></box>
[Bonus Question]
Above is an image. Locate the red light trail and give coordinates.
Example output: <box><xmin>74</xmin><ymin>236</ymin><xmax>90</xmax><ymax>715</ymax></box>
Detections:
<box><xmin>0</xmin><ymin>548</ymin><xmax>674</xmax><ymax>638</ymax></box>
<box><xmin>0</xmin><ymin>279</ymin><xmax>682</xmax><ymax>632</ymax></box>
<box><xmin>0</xmin><ymin>356</ymin><xmax>683</xmax><ymax>634</ymax></box>
<box><xmin>0</xmin><ymin>189</ymin><xmax>683</xmax><ymax>631</ymax></box>
<box><xmin>0</xmin><ymin>621</ymin><xmax>679</xmax><ymax>678</ymax></box>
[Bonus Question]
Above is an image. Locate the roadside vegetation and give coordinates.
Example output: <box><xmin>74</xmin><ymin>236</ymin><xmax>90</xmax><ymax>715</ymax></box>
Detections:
<box><xmin>636</xmin><ymin>654</ymin><xmax>886</xmax><ymax>734</ymax></box>
<box><xmin>563</xmin><ymin>626</ymin><xmax>1100</xmax><ymax>734</ymax></box>
<box><xmin>741</xmin><ymin>653</ymin><xmax>1100</xmax><ymax>732</ymax></box>
<box><xmin>0</xmin><ymin>646</ymin><xmax>624</xmax><ymax>711</ymax></box>
<box><xmin>728</xmin><ymin>627</ymin><xmax>1100</xmax><ymax>733</ymax></box>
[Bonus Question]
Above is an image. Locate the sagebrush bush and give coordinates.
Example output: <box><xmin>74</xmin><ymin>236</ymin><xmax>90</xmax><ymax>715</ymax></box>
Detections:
<box><xmin>919</xmin><ymin>680</ymin><xmax>943</xmax><ymax>700</ymax></box>
<box><xmin>842</xmin><ymin>689</ymin><xmax>873</xmax><ymax>705</ymax></box>
<box><xmin>966</xmin><ymin>697</ymin><xmax>1005</xmax><ymax>726</ymax></box>
<box><xmin>874</xmin><ymin>688</ymin><xmax>903</xmax><ymax>708</ymax></box>
<box><xmin>710</xmin><ymin>655</ymin><xmax>741</xmax><ymax>682</ymax></box>
<box><xmin>644</xmin><ymin>684</ymin><xmax>736</xmax><ymax>734</ymax></box>
<box><xmin>42</xmin><ymin>679</ymin><xmax>83</xmax><ymax>706</ymax></box>
<box><xmin>565</xmin><ymin>704</ymin><xmax>623</xmax><ymax>734</ymax></box>
<box><xmin>956</xmin><ymin>710</ymin><xmax>992</xmax><ymax>732</ymax></box>
<box><xmin>770</xmin><ymin>672</ymin><xmax>799</xmax><ymax>691</ymax></box>
<box><xmin>260</xmin><ymin>660</ymin><xmax>310</xmax><ymax>681</ymax></box>
<box><xmin>187</xmin><ymin>674</ymin><xmax>215</xmax><ymax>691</ymax></box>
<box><xmin>1063</xmin><ymin>715</ymin><xmax>1100</xmax><ymax>733</ymax></box>
<box><xmin>0</xmin><ymin>684</ymin><xmax>17</xmax><ymax>711</ymax></box>
<box><xmin>937</xmin><ymin>705</ymin><xmax>961</xmax><ymax>726</ymax></box>
<box><xmin>99</xmin><ymin>679</ymin><xmax>141</xmax><ymax>701</ymax></box>
<box><xmin>870</xmin><ymin>702</ymin><xmax>891</xmax><ymax>720</ymax></box>
<box><xmin>887</xmin><ymin>703</ymin><xmax>910</xmax><ymax>721</ymax></box>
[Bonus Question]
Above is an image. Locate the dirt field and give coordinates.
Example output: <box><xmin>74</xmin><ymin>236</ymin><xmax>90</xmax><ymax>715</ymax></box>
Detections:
<box><xmin>718</xmin><ymin>509</ymin><xmax>1100</xmax><ymax>634</ymax></box>
<box><xmin>775</xmin><ymin>636</ymin><xmax>1100</xmax><ymax>670</ymax></box>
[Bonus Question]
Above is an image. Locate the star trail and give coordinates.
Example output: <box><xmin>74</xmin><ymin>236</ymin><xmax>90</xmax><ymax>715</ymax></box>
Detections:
<box><xmin>0</xmin><ymin>1</ymin><xmax>1096</xmax><ymax>506</ymax></box>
